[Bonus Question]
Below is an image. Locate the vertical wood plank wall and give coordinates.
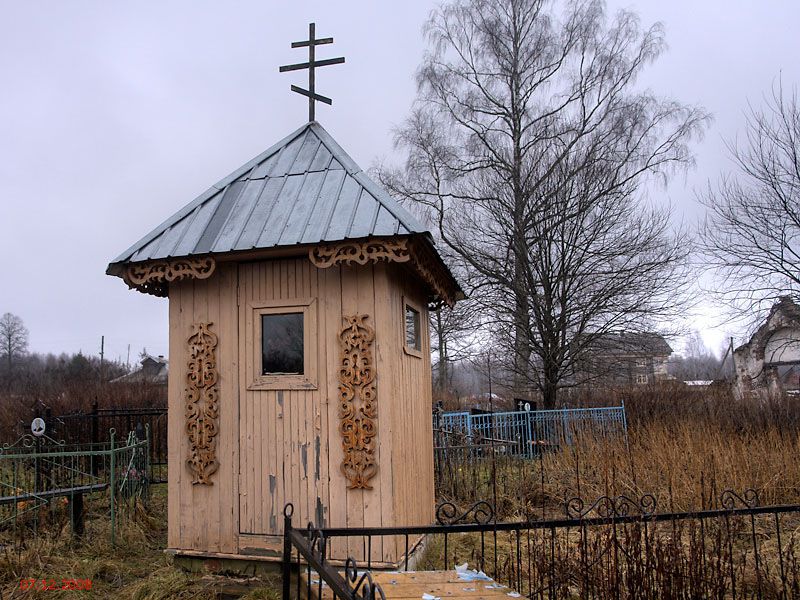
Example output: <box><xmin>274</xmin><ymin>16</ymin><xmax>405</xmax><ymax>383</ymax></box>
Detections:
<box><xmin>167</xmin><ymin>256</ymin><xmax>435</xmax><ymax>561</ymax></box>
<box><xmin>167</xmin><ymin>263</ymin><xmax>238</xmax><ymax>554</ymax></box>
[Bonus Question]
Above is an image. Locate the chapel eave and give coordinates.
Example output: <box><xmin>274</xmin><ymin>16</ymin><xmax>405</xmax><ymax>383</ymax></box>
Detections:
<box><xmin>107</xmin><ymin>233</ymin><xmax>463</xmax><ymax>306</ymax></box>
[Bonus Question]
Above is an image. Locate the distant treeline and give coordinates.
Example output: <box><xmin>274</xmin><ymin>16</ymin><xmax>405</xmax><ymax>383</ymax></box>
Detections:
<box><xmin>0</xmin><ymin>351</ymin><xmax>166</xmax><ymax>442</ymax></box>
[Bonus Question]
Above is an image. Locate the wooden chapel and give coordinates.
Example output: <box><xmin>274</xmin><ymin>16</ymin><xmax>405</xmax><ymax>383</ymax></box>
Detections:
<box><xmin>106</xmin><ymin>115</ymin><xmax>462</xmax><ymax>564</ymax></box>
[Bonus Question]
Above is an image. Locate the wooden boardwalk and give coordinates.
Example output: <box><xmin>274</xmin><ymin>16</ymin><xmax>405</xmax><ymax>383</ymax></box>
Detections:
<box><xmin>303</xmin><ymin>569</ymin><xmax>521</xmax><ymax>600</ymax></box>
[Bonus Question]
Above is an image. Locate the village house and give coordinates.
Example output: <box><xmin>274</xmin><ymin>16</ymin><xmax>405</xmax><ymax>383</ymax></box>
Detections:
<box><xmin>110</xmin><ymin>354</ymin><xmax>169</xmax><ymax>385</ymax></box>
<box><xmin>574</xmin><ymin>332</ymin><xmax>673</xmax><ymax>387</ymax></box>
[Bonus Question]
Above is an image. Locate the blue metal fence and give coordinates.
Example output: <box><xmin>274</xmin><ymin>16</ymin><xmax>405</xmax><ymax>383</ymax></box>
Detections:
<box><xmin>434</xmin><ymin>405</ymin><xmax>627</xmax><ymax>458</ymax></box>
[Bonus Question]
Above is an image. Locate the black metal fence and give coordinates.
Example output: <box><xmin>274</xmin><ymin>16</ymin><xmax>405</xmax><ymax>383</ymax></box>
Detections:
<box><xmin>434</xmin><ymin>438</ymin><xmax>529</xmax><ymax>507</ymax></box>
<box><xmin>432</xmin><ymin>407</ymin><xmax>628</xmax><ymax>509</ymax></box>
<box><xmin>283</xmin><ymin>490</ymin><xmax>800</xmax><ymax>600</ymax></box>
<box><xmin>26</xmin><ymin>405</ymin><xmax>168</xmax><ymax>483</ymax></box>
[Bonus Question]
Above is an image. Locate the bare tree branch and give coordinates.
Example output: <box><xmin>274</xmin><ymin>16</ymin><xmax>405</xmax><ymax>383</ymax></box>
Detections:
<box><xmin>699</xmin><ymin>80</ymin><xmax>800</xmax><ymax>325</ymax></box>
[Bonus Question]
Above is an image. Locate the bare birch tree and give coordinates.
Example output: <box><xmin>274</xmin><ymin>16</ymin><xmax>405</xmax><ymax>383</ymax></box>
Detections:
<box><xmin>700</xmin><ymin>82</ymin><xmax>800</xmax><ymax>320</ymax></box>
<box><xmin>431</xmin><ymin>298</ymin><xmax>483</xmax><ymax>399</ymax></box>
<box><xmin>0</xmin><ymin>313</ymin><xmax>29</xmax><ymax>374</ymax></box>
<box><xmin>383</xmin><ymin>0</ymin><xmax>707</xmax><ymax>407</ymax></box>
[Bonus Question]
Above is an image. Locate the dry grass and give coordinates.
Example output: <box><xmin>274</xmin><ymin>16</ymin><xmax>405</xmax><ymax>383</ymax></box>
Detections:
<box><xmin>441</xmin><ymin>386</ymin><xmax>800</xmax><ymax>516</ymax></box>
<box><xmin>534</xmin><ymin>417</ymin><xmax>800</xmax><ymax>511</ymax></box>
<box><xmin>1</xmin><ymin>385</ymin><xmax>797</xmax><ymax>598</ymax></box>
<box><xmin>0</xmin><ymin>487</ymin><xmax>281</xmax><ymax>599</ymax></box>
<box><xmin>0</xmin><ymin>379</ymin><xmax>166</xmax><ymax>442</ymax></box>
<box><xmin>430</xmin><ymin>387</ymin><xmax>800</xmax><ymax>598</ymax></box>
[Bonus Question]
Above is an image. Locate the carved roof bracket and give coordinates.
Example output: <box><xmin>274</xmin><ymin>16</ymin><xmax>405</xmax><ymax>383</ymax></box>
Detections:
<box><xmin>309</xmin><ymin>236</ymin><xmax>459</xmax><ymax>307</ymax></box>
<box><xmin>123</xmin><ymin>257</ymin><xmax>216</xmax><ymax>297</ymax></box>
<box><xmin>406</xmin><ymin>239</ymin><xmax>459</xmax><ymax>308</ymax></box>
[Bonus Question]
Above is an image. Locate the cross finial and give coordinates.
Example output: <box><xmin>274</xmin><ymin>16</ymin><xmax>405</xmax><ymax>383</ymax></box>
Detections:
<box><xmin>279</xmin><ymin>23</ymin><xmax>345</xmax><ymax>122</ymax></box>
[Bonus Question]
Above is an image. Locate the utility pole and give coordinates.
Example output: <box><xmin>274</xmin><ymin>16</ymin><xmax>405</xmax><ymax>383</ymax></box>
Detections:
<box><xmin>126</xmin><ymin>344</ymin><xmax>131</xmax><ymax>371</ymax></box>
<box><xmin>99</xmin><ymin>335</ymin><xmax>105</xmax><ymax>383</ymax></box>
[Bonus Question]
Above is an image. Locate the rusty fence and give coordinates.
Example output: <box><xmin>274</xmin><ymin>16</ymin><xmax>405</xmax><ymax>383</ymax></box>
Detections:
<box><xmin>0</xmin><ymin>429</ymin><xmax>150</xmax><ymax>545</ymax></box>
<box><xmin>283</xmin><ymin>490</ymin><xmax>800</xmax><ymax>600</ymax></box>
<box><xmin>22</xmin><ymin>405</ymin><xmax>168</xmax><ymax>484</ymax></box>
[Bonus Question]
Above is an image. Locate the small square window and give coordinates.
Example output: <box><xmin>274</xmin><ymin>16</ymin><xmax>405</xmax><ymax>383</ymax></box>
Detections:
<box><xmin>245</xmin><ymin>298</ymin><xmax>317</xmax><ymax>391</ymax></box>
<box><xmin>405</xmin><ymin>305</ymin><xmax>421</xmax><ymax>351</ymax></box>
<box><xmin>636</xmin><ymin>374</ymin><xmax>648</xmax><ymax>385</ymax></box>
<box><xmin>261</xmin><ymin>313</ymin><xmax>304</xmax><ymax>375</ymax></box>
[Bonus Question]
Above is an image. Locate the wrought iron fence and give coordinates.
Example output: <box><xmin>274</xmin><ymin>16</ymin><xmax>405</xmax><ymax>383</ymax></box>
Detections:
<box><xmin>283</xmin><ymin>490</ymin><xmax>800</xmax><ymax>600</ymax></box>
<box><xmin>283</xmin><ymin>504</ymin><xmax>387</xmax><ymax>600</ymax></box>
<box><xmin>30</xmin><ymin>404</ymin><xmax>168</xmax><ymax>483</ymax></box>
<box><xmin>434</xmin><ymin>442</ymin><xmax>527</xmax><ymax>507</ymax></box>
<box><xmin>0</xmin><ymin>428</ymin><xmax>150</xmax><ymax>544</ymax></box>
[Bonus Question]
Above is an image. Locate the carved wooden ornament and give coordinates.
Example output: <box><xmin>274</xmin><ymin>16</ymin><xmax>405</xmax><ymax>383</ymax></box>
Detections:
<box><xmin>338</xmin><ymin>315</ymin><xmax>378</xmax><ymax>489</ymax></box>
<box><xmin>406</xmin><ymin>242</ymin><xmax>457</xmax><ymax>308</ymax></box>
<box><xmin>310</xmin><ymin>237</ymin><xmax>458</xmax><ymax>307</ymax></box>
<box><xmin>310</xmin><ymin>239</ymin><xmax>410</xmax><ymax>268</ymax></box>
<box><xmin>124</xmin><ymin>257</ymin><xmax>216</xmax><ymax>297</ymax></box>
<box><xmin>185</xmin><ymin>322</ymin><xmax>220</xmax><ymax>485</ymax></box>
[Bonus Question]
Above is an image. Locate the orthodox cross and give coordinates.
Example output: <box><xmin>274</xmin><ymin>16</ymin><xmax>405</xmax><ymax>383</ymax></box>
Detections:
<box><xmin>279</xmin><ymin>23</ymin><xmax>345</xmax><ymax>122</ymax></box>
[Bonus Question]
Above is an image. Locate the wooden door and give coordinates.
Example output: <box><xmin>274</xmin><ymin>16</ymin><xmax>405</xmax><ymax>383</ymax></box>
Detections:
<box><xmin>237</xmin><ymin>259</ymin><xmax>327</xmax><ymax>539</ymax></box>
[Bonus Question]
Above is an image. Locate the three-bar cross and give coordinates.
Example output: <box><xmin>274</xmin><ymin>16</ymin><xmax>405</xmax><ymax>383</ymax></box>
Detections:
<box><xmin>279</xmin><ymin>23</ymin><xmax>345</xmax><ymax>122</ymax></box>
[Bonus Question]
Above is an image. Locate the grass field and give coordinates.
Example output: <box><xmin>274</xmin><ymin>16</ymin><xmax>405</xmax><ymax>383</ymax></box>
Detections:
<box><xmin>0</xmin><ymin>486</ymin><xmax>281</xmax><ymax>600</ymax></box>
<box><xmin>438</xmin><ymin>386</ymin><xmax>800</xmax><ymax>517</ymax></box>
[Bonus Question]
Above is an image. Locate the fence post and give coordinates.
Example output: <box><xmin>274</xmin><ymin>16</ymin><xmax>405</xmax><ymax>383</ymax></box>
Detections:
<box><xmin>145</xmin><ymin>424</ymin><xmax>151</xmax><ymax>500</ymax></box>
<box><xmin>282</xmin><ymin>503</ymin><xmax>294</xmax><ymax>600</ymax></box>
<box><xmin>621</xmin><ymin>400</ymin><xmax>630</xmax><ymax>450</ymax></box>
<box><xmin>110</xmin><ymin>429</ymin><xmax>116</xmax><ymax>545</ymax></box>
<box><xmin>621</xmin><ymin>400</ymin><xmax>628</xmax><ymax>433</ymax></box>
<box><xmin>91</xmin><ymin>401</ymin><xmax>100</xmax><ymax>476</ymax></box>
<box><xmin>525</xmin><ymin>411</ymin><xmax>533</xmax><ymax>459</ymax></box>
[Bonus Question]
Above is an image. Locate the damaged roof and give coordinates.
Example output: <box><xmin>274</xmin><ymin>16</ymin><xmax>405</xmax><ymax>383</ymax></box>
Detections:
<box><xmin>108</xmin><ymin>121</ymin><xmax>428</xmax><ymax>268</ymax></box>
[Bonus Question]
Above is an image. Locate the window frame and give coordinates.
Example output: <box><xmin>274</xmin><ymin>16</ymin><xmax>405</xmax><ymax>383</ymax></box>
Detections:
<box><xmin>635</xmin><ymin>373</ymin><xmax>648</xmax><ymax>385</ymax></box>
<box><xmin>403</xmin><ymin>296</ymin><xmax>424</xmax><ymax>359</ymax></box>
<box><xmin>245</xmin><ymin>298</ymin><xmax>317</xmax><ymax>391</ymax></box>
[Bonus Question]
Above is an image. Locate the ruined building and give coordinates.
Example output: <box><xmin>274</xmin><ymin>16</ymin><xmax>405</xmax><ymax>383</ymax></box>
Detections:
<box><xmin>733</xmin><ymin>297</ymin><xmax>800</xmax><ymax>399</ymax></box>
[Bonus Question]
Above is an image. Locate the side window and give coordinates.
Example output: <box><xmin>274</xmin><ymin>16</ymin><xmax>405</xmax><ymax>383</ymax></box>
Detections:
<box><xmin>403</xmin><ymin>298</ymin><xmax>423</xmax><ymax>358</ymax></box>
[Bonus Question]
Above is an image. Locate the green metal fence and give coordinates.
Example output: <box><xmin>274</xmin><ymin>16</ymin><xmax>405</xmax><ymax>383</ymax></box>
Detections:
<box><xmin>0</xmin><ymin>427</ymin><xmax>150</xmax><ymax>544</ymax></box>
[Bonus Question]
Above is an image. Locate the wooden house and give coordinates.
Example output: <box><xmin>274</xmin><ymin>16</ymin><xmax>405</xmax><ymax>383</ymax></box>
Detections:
<box><xmin>106</xmin><ymin>121</ymin><xmax>461</xmax><ymax>566</ymax></box>
<box><xmin>574</xmin><ymin>332</ymin><xmax>673</xmax><ymax>387</ymax></box>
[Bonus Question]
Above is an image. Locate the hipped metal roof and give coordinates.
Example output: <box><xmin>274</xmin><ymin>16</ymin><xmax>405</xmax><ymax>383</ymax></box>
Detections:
<box><xmin>108</xmin><ymin>121</ymin><xmax>428</xmax><ymax>268</ymax></box>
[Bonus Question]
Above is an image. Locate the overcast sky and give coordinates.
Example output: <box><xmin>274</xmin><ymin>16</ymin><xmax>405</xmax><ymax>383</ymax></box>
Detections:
<box><xmin>1</xmin><ymin>0</ymin><xmax>799</xmax><ymax>364</ymax></box>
